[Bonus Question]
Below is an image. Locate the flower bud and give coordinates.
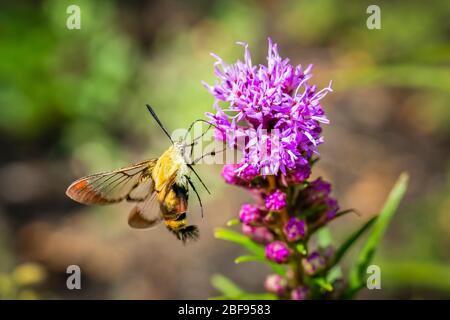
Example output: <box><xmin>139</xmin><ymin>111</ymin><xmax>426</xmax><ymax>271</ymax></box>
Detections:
<box><xmin>283</xmin><ymin>217</ymin><xmax>306</xmax><ymax>242</ymax></box>
<box><xmin>325</xmin><ymin>198</ymin><xmax>339</xmax><ymax>220</ymax></box>
<box><xmin>265</xmin><ymin>190</ymin><xmax>286</xmax><ymax>211</ymax></box>
<box><xmin>264</xmin><ymin>274</ymin><xmax>287</xmax><ymax>296</ymax></box>
<box><xmin>302</xmin><ymin>248</ymin><xmax>333</xmax><ymax>275</ymax></box>
<box><xmin>221</xmin><ymin>164</ymin><xmax>240</xmax><ymax>185</ymax></box>
<box><xmin>242</xmin><ymin>225</ymin><xmax>274</xmax><ymax>244</ymax></box>
<box><xmin>286</xmin><ymin>164</ymin><xmax>311</xmax><ymax>184</ymax></box>
<box><xmin>265</xmin><ymin>241</ymin><xmax>290</xmax><ymax>264</ymax></box>
<box><xmin>291</xmin><ymin>287</ymin><xmax>309</xmax><ymax>300</ymax></box>
<box><xmin>238</xmin><ymin>164</ymin><xmax>259</xmax><ymax>182</ymax></box>
<box><xmin>305</xmin><ymin>177</ymin><xmax>340</xmax><ymax>223</ymax></box>
<box><xmin>239</xmin><ymin>204</ymin><xmax>262</xmax><ymax>225</ymax></box>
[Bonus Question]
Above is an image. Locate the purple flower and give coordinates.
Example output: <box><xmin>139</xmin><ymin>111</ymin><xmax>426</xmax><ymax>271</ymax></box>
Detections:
<box><xmin>221</xmin><ymin>164</ymin><xmax>240</xmax><ymax>185</ymax></box>
<box><xmin>303</xmin><ymin>247</ymin><xmax>334</xmax><ymax>275</ymax></box>
<box><xmin>237</xmin><ymin>163</ymin><xmax>259</xmax><ymax>181</ymax></box>
<box><xmin>242</xmin><ymin>225</ymin><xmax>274</xmax><ymax>244</ymax></box>
<box><xmin>204</xmin><ymin>38</ymin><xmax>332</xmax><ymax>176</ymax></box>
<box><xmin>303</xmin><ymin>252</ymin><xmax>326</xmax><ymax>275</ymax></box>
<box><xmin>325</xmin><ymin>198</ymin><xmax>339</xmax><ymax>220</ymax></box>
<box><xmin>309</xmin><ymin>177</ymin><xmax>332</xmax><ymax>200</ymax></box>
<box><xmin>208</xmin><ymin>39</ymin><xmax>351</xmax><ymax>301</ymax></box>
<box><xmin>265</xmin><ymin>190</ymin><xmax>286</xmax><ymax>211</ymax></box>
<box><xmin>221</xmin><ymin>163</ymin><xmax>259</xmax><ymax>186</ymax></box>
<box><xmin>283</xmin><ymin>217</ymin><xmax>306</xmax><ymax>242</ymax></box>
<box><xmin>239</xmin><ymin>204</ymin><xmax>262</xmax><ymax>224</ymax></box>
<box><xmin>264</xmin><ymin>274</ymin><xmax>287</xmax><ymax>295</ymax></box>
<box><xmin>265</xmin><ymin>241</ymin><xmax>290</xmax><ymax>264</ymax></box>
<box><xmin>285</xmin><ymin>164</ymin><xmax>311</xmax><ymax>184</ymax></box>
<box><xmin>291</xmin><ymin>287</ymin><xmax>309</xmax><ymax>300</ymax></box>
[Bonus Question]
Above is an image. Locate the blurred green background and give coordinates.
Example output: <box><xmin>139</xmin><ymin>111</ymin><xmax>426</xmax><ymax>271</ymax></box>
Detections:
<box><xmin>0</xmin><ymin>0</ymin><xmax>449</xmax><ymax>299</ymax></box>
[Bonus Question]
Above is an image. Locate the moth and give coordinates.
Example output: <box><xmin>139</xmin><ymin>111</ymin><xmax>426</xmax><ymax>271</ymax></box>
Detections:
<box><xmin>66</xmin><ymin>105</ymin><xmax>217</xmax><ymax>243</ymax></box>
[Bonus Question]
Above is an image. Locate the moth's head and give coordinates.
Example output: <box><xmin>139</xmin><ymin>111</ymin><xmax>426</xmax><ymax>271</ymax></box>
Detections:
<box><xmin>173</xmin><ymin>139</ymin><xmax>186</xmax><ymax>153</ymax></box>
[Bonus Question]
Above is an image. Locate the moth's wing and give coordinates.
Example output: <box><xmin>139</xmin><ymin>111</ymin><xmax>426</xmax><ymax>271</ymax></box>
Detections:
<box><xmin>66</xmin><ymin>159</ymin><xmax>157</xmax><ymax>205</ymax></box>
<box><xmin>128</xmin><ymin>192</ymin><xmax>163</xmax><ymax>229</ymax></box>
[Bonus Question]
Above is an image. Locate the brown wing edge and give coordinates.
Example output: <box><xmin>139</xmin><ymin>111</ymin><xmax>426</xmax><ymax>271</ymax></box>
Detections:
<box><xmin>65</xmin><ymin>160</ymin><xmax>157</xmax><ymax>205</ymax></box>
<box><xmin>128</xmin><ymin>205</ymin><xmax>163</xmax><ymax>229</ymax></box>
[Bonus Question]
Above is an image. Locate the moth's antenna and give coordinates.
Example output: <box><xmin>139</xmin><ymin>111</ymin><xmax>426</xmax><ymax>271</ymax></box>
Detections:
<box><xmin>186</xmin><ymin>176</ymin><xmax>204</xmax><ymax>218</ymax></box>
<box><xmin>146</xmin><ymin>104</ymin><xmax>173</xmax><ymax>143</ymax></box>
<box><xmin>187</xmin><ymin>164</ymin><xmax>211</xmax><ymax>195</ymax></box>
<box><xmin>183</xmin><ymin>119</ymin><xmax>223</xmax><ymax>145</ymax></box>
<box><xmin>192</xmin><ymin>145</ymin><xmax>227</xmax><ymax>165</ymax></box>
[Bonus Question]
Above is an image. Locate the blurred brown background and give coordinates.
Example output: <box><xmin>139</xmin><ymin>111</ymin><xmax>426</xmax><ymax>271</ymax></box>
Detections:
<box><xmin>0</xmin><ymin>0</ymin><xmax>449</xmax><ymax>299</ymax></box>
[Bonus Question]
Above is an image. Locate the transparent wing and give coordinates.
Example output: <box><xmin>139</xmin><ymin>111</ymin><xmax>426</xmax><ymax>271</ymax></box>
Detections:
<box><xmin>66</xmin><ymin>160</ymin><xmax>157</xmax><ymax>205</ymax></box>
<box><xmin>128</xmin><ymin>168</ymin><xmax>183</xmax><ymax>229</ymax></box>
<box><xmin>128</xmin><ymin>192</ymin><xmax>163</xmax><ymax>229</ymax></box>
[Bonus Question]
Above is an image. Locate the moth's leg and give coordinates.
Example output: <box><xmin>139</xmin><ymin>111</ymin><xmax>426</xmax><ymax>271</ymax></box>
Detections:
<box><xmin>187</xmin><ymin>164</ymin><xmax>210</xmax><ymax>194</ymax></box>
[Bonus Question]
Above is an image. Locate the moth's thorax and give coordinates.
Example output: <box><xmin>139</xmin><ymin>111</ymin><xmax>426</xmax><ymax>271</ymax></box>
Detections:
<box><xmin>152</xmin><ymin>144</ymin><xmax>189</xmax><ymax>191</ymax></box>
<box><xmin>172</xmin><ymin>142</ymin><xmax>189</xmax><ymax>184</ymax></box>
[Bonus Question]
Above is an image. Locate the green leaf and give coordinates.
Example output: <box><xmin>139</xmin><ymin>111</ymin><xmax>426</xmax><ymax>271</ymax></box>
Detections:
<box><xmin>295</xmin><ymin>243</ymin><xmax>307</xmax><ymax>255</ymax></box>
<box><xmin>226</xmin><ymin>218</ymin><xmax>241</xmax><ymax>226</ymax></box>
<box><xmin>215</xmin><ymin>228</ymin><xmax>286</xmax><ymax>275</ymax></box>
<box><xmin>347</xmin><ymin>173</ymin><xmax>409</xmax><ymax>298</ymax></box>
<box><xmin>210</xmin><ymin>274</ymin><xmax>244</xmax><ymax>296</ymax></box>
<box><xmin>335</xmin><ymin>209</ymin><xmax>357</xmax><ymax>219</ymax></box>
<box><xmin>234</xmin><ymin>255</ymin><xmax>286</xmax><ymax>275</ymax></box>
<box><xmin>234</xmin><ymin>255</ymin><xmax>261</xmax><ymax>264</ymax></box>
<box><xmin>326</xmin><ymin>266</ymin><xmax>343</xmax><ymax>284</ymax></box>
<box><xmin>331</xmin><ymin>216</ymin><xmax>377</xmax><ymax>267</ymax></box>
<box><xmin>313</xmin><ymin>277</ymin><xmax>333</xmax><ymax>292</ymax></box>
<box><xmin>214</xmin><ymin>228</ymin><xmax>265</xmax><ymax>257</ymax></box>
<box><xmin>317</xmin><ymin>227</ymin><xmax>332</xmax><ymax>248</ymax></box>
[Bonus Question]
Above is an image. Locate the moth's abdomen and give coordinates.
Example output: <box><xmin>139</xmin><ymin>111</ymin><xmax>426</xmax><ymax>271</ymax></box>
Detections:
<box><xmin>159</xmin><ymin>183</ymin><xmax>188</xmax><ymax>217</ymax></box>
<box><xmin>165</xmin><ymin>220</ymin><xmax>199</xmax><ymax>244</ymax></box>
